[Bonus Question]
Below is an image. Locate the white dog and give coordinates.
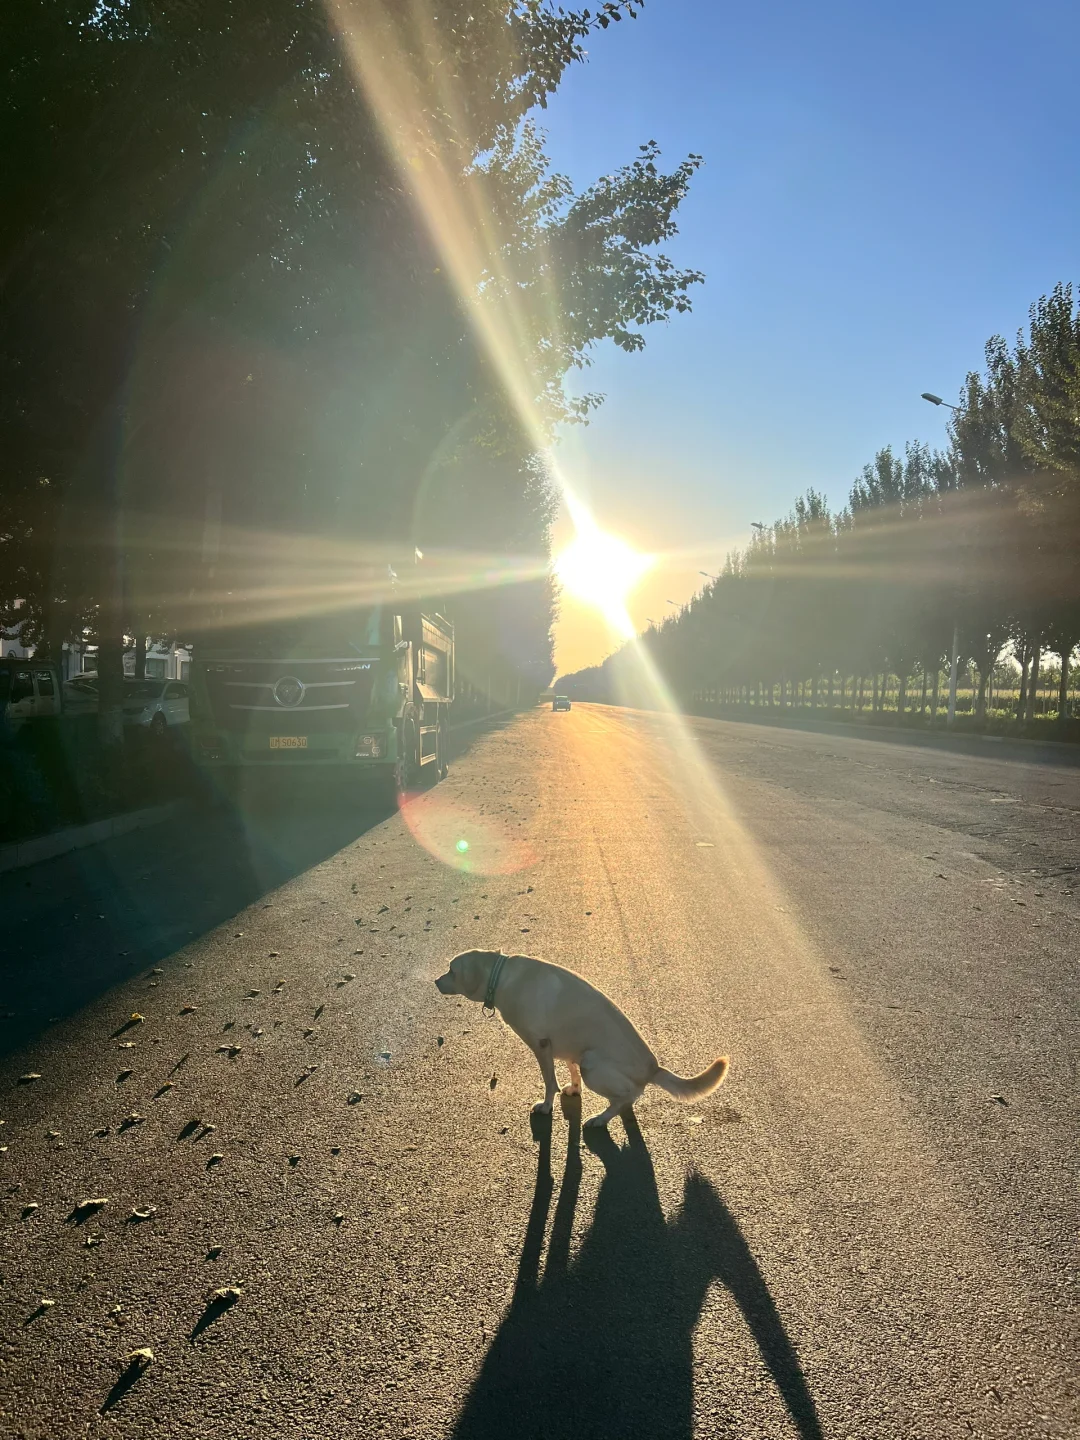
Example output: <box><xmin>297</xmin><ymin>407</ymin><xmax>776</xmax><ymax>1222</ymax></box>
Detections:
<box><xmin>435</xmin><ymin>949</ymin><xmax>729</xmax><ymax>1128</ymax></box>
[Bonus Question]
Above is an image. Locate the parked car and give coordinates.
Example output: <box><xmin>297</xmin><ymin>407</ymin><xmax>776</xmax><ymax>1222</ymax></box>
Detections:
<box><xmin>122</xmin><ymin>678</ymin><xmax>190</xmax><ymax>732</ymax></box>
<box><xmin>0</xmin><ymin>657</ymin><xmax>63</xmax><ymax>733</ymax></box>
<box><xmin>552</xmin><ymin>695</ymin><xmax>571</xmax><ymax>711</ymax></box>
<box><xmin>61</xmin><ymin>674</ymin><xmax>100</xmax><ymax>715</ymax></box>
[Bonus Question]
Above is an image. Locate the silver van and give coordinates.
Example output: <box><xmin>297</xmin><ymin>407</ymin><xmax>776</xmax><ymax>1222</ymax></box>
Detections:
<box><xmin>0</xmin><ymin>658</ymin><xmax>62</xmax><ymax>732</ymax></box>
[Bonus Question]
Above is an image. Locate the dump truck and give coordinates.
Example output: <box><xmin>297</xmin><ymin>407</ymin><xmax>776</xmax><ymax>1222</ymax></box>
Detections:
<box><xmin>189</xmin><ymin>598</ymin><xmax>453</xmax><ymax>794</ymax></box>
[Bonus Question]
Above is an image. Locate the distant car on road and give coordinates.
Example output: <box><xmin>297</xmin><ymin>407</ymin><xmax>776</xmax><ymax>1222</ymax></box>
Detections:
<box><xmin>552</xmin><ymin>695</ymin><xmax>571</xmax><ymax>711</ymax></box>
<box><xmin>122</xmin><ymin>678</ymin><xmax>190</xmax><ymax>733</ymax></box>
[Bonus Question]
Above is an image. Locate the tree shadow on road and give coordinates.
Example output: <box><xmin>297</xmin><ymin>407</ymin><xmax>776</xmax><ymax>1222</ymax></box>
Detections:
<box><xmin>451</xmin><ymin>1104</ymin><xmax>823</xmax><ymax>1440</ymax></box>
<box><xmin>0</xmin><ymin>713</ymin><xmax>521</xmax><ymax>1059</ymax></box>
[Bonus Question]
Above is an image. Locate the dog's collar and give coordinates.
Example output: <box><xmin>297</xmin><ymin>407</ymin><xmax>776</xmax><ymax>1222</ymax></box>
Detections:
<box><xmin>482</xmin><ymin>953</ymin><xmax>508</xmax><ymax>1016</ymax></box>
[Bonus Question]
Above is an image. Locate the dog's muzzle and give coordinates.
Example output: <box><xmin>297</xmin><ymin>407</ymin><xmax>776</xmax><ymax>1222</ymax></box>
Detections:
<box><xmin>434</xmin><ymin>973</ymin><xmax>453</xmax><ymax>994</ymax></box>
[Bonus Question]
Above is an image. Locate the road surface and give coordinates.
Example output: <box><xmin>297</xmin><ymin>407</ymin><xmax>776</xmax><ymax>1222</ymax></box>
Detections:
<box><xmin>2</xmin><ymin>705</ymin><xmax>1077</xmax><ymax>1439</ymax></box>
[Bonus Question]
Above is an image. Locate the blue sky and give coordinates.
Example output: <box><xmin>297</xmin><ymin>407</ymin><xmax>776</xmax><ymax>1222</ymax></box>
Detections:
<box><xmin>542</xmin><ymin>0</ymin><xmax>1080</xmax><ymax>674</ymax></box>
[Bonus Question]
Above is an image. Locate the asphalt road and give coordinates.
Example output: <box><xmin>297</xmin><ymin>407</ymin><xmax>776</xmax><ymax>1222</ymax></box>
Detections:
<box><xmin>1</xmin><ymin>704</ymin><xmax>1077</xmax><ymax>1439</ymax></box>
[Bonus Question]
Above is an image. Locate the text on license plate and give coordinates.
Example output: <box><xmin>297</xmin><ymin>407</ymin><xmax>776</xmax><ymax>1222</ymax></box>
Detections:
<box><xmin>269</xmin><ymin>736</ymin><xmax>307</xmax><ymax>749</ymax></box>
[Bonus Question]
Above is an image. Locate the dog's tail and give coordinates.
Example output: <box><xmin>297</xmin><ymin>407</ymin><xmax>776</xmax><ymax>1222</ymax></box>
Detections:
<box><xmin>651</xmin><ymin>1055</ymin><xmax>729</xmax><ymax>1101</ymax></box>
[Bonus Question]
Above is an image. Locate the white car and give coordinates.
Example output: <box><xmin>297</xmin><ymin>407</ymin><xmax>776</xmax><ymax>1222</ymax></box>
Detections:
<box><xmin>122</xmin><ymin>678</ymin><xmax>190</xmax><ymax>733</ymax></box>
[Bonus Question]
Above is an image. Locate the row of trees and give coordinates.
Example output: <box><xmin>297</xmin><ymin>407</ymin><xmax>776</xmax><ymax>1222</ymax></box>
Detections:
<box><xmin>1</xmin><ymin>1</ymin><xmax>703</xmax><ymax>733</ymax></box>
<box><xmin>562</xmin><ymin>285</ymin><xmax>1080</xmax><ymax>732</ymax></box>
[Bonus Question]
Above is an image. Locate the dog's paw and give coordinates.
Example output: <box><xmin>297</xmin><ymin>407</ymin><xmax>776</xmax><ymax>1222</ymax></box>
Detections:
<box><xmin>531</xmin><ymin>1099</ymin><xmax>554</xmax><ymax>1115</ymax></box>
<box><xmin>583</xmin><ymin>1113</ymin><xmax>609</xmax><ymax>1129</ymax></box>
<box><xmin>561</xmin><ymin>1083</ymin><xmax>581</xmax><ymax>1098</ymax></box>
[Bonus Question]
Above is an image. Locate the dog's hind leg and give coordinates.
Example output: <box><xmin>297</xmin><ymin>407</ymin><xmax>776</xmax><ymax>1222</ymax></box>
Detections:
<box><xmin>531</xmin><ymin>1038</ymin><xmax>559</xmax><ymax>1115</ymax></box>
<box><xmin>579</xmin><ymin>1052</ymin><xmax>643</xmax><ymax>1129</ymax></box>
<box><xmin>562</xmin><ymin>1061</ymin><xmax>582</xmax><ymax>1099</ymax></box>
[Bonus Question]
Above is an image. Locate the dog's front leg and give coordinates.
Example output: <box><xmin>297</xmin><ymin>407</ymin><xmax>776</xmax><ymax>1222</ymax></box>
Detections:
<box><xmin>531</xmin><ymin>1038</ymin><xmax>558</xmax><ymax>1115</ymax></box>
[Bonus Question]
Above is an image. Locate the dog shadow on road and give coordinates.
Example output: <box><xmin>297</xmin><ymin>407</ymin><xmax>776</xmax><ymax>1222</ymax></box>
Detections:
<box><xmin>450</xmin><ymin>1102</ymin><xmax>823</xmax><ymax>1440</ymax></box>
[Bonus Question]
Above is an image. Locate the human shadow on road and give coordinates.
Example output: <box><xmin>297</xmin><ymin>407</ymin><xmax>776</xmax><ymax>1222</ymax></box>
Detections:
<box><xmin>451</xmin><ymin>1106</ymin><xmax>823</xmax><ymax>1440</ymax></box>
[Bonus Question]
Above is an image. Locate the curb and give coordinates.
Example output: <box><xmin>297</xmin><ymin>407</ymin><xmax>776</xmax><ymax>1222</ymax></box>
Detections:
<box><xmin>449</xmin><ymin>707</ymin><xmax>516</xmax><ymax>733</ymax></box>
<box><xmin>0</xmin><ymin>799</ymin><xmax>191</xmax><ymax>877</ymax></box>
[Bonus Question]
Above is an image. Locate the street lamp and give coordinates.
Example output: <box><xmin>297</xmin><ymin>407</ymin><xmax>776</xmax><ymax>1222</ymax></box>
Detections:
<box><xmin>922</xmin><ymin>389</ymin><xmax>961</xmax><ymax>724</ymax></box>
<box><xmin>699</xmin><ymin>570</ymin><xmax>718</xmax><ymax>581</ymax></box>
<box><xmin>750</xmin><ymin>521</ymin><xmax>765</xmax><ymax>531</ymax></box>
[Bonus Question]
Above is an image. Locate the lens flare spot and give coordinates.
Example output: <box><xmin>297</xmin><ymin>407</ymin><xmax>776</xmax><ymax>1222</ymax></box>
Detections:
<box><xmin>398</xmin><ymin>793</ymin><xmax>534</xmax><ymax>875</ymax></box>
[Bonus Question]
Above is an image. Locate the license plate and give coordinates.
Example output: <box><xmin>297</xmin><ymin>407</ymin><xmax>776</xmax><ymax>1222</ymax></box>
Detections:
<box><xmin>269</xmin><ymin>736</ymin><xmax>307</xmax><ymax>749</ymax></box>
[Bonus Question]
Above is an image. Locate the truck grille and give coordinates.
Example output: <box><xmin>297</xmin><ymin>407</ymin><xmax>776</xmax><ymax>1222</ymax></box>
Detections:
<box><xmin>199</xmin><ymin>659</ymin><xmax>379</xmax><ymax>733</ymax></box>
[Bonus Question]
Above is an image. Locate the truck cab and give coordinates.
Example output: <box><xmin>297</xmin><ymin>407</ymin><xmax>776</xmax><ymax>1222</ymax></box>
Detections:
<box><xmin>189</xmin><ymin>603</ymin><xmax>453</xmax><ymax>792</ymax></box>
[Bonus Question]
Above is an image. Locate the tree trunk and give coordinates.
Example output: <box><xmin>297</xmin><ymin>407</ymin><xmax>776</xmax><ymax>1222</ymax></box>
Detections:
<box><xmin>897</xmin><ymin>673</ymin><xmax>907</xmax><ymax>718</ymax></box>
<box><xmin>1057</xmin><ymin>645</ymin><xmax>1074</xmax><ymax>729</ymax></box>
<box><xmin>872</xmin><ymin>674</ymin><xmax>880</xmax><ymax>712</ymax></box>
<box><xmin>826</xmin><ymin>674</ymin><xmax>834</xmax><ymax>708</ymax></box>
<box><xmin>1017</xmin><ymin>646</ymin><xmax>1030</xmax><ymax>718</ymax></box>
<box><xmin>134</xmin><ymin>631</ymin><xmax>147</xmax><ymax>681</ymax></box>
<box><xmin>975</xmin><ymin>667</ymin><xmax>988</xmax><ymax>723</ymax></box>
<box><xmin>919</xmin><ymin>671</ymin><xmax>927</xmax><ymax>716</ymax></box>
<box><xmin>930</xmin><ymin>668</ymin><xmax>940</xmax><ymax>725</ymax></box>
<box><xmin>1024</xmin><ymin>645</ymin><xmax>1041</xmax><ymax>723</ymax></box>
<box><xmin>856</xmin><ymin>676</ymin><xmax>864</xmax><ymax>712</ymax></box>
<box><xmin>96</xmin><ymin>634</ymin><xmax>126</xmax><ymax>747</ymax></box>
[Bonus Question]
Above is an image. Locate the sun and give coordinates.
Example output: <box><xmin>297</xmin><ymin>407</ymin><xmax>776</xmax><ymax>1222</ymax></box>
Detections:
<box><xmin>555</xmin><ymin>522</ymin><xmax>653</xmax><ymax>637</ymax></box>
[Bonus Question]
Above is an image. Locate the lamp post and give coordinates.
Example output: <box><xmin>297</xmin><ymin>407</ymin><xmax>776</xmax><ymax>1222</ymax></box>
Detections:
<box><xmin>699</xmin><ymin>570</ymin><xmax>718</xmax><ymax>581</ymax></box>
<box><xmin>922</xmin><ymin>390</ymin><xmax>961</xmax><ymax>725</ymax></box>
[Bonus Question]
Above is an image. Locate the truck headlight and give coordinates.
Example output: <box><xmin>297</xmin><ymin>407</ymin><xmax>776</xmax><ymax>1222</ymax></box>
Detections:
<box><xmin>355</xmin><ymin>734</ymin><xmax>383</xmax><ymax>758</ymax></box>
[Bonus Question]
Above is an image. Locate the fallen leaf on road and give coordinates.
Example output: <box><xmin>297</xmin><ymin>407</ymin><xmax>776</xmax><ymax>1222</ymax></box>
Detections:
<box><xmin>179</xmin><ymin>1005</ymin><xmax>198</xmax><ymax>1015</ymax></box>
<box><xmin>21</xmin><ymin>1203</ymin><xmax>39</xmax><ymax>1218</ymax></box>
<box><xmin>216</xmin><ymin>1045</ymin><xmax>242</xmax><ymax>1058</ymax></box>
<box><xmin>347</xmin><ymin>1092</ymin><xmax>363</xmax><ymax>1105</ymax></box>
<box><xmin>989</xmin><ymin>1094</ymin><xmax>1009</xmax><ymax>1106</ymax></box>
<box><xmin>288</xmin><ymin>1154</ymin><xmax>300</xmax><ymax>1167</ymax></box>
<box><xmin>437</xmin><ymin>1036</ymin><xmax>444</xmax><ymax>1046</ymax></box>
<box><xmin>247</xmin><ymin>990</ymin><xmax>261</xmax><ymax>997</ymax></box>
<box><xmin>18</xmin><ymin>1073</ymin><xmax>41</xmax><ymax>1084</ymax></box>
<box><xmin>119</xmin><ymin>1113</ymin><xmax>145</xmax><ymax>1130</ymax></box>
<box><xmin>129</xmin><ymin>1206</ymin><xmax>157</xmax><ymax>1222</ymax></box>
<box><xmin>489</xmin><ymin>1074</ymin><xmax>498</xmax><ymax>1090</ymax></box>
<box><xmin>127</xmin><ymin>1348</ymin><xmax>154</xmax><ymax>1369</ymax></box>
<box><xmin>206</xmin><ymin>1246</ymin><xmax>223</xmax><ymax>1260</ymax></box>
<box><xmin>154</xmin><ymin>1083</ymin><xmax>174</xmax><ymax>1098</ymax></box>
<box><xmin>71</xmin><ymin>1197</ymin><xmax>109</xmax><ymax>1220</ymax></box>
<box><xmin>116</xmin><ymin>1069</ymin><xmax>134</xmax><ymax>1083</ymax></box>
<box><xmin>150</xmin><ymin>968</ymin><xmax>164</xmax><ymax>976</ymax></box>
<box><xmin>333</xmin><ymin>1212</ymin><xmax>345</xmax><ymax>1225</ymax></box>
<box><xmin>314</xmin><ymin>1005</ymin><xmax>324</xmax><ymax>1019</ymax></box>
<box><xmin>118</xmin><ymin>1042</ymin><xmax>136</xmax><ymax>1049</ymax></box>
<box><xmin>268</xmin><ymin>950</ymin><xmax>280</xmax><ymax>957</ymax></box>
<box><xmin>207</xmin><ymin>1153</ymin><xmax>224</xmax><ymax>1166</ymax></box>
<box><xmin>208</xmin><ymin>1285</ymin><xmax>242</xmax><ymax>1305</ymax></box>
